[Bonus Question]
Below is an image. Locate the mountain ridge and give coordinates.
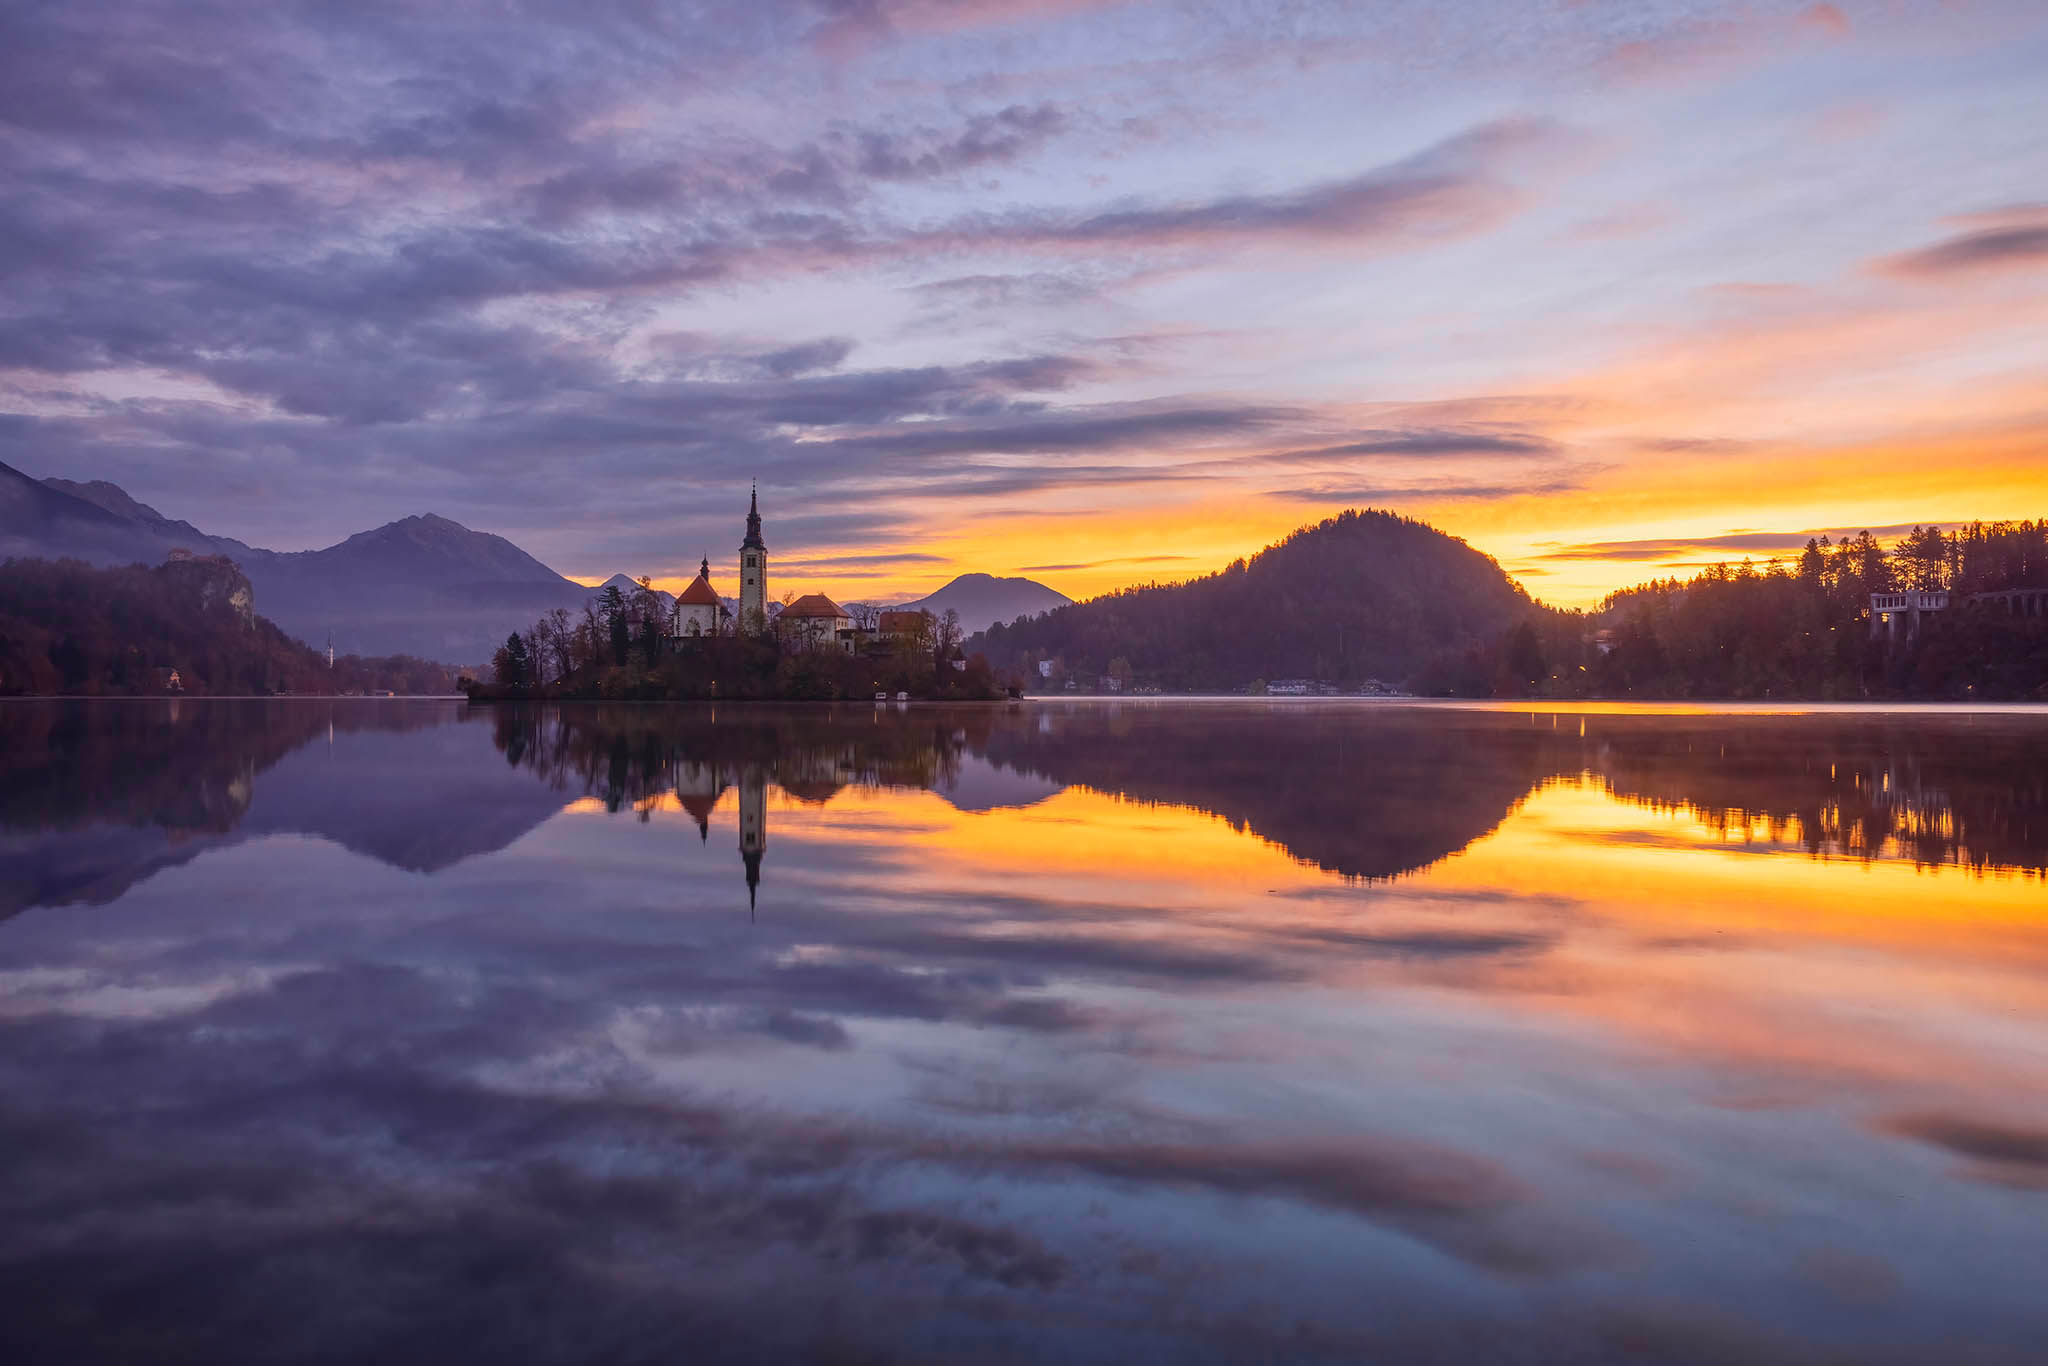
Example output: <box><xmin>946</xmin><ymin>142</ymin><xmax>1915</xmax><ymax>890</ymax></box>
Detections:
<box><xmin>2</xmin><ymin>461</ymin><xmax>592</xmax><ymax>664</ymax></box>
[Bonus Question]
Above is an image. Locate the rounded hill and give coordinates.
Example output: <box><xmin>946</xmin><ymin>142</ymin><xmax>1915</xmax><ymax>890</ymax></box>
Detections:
<box><xmin>976</xmin><ymin>509</ymin><xmax>1532</xmax><ymax>690</ymax></box>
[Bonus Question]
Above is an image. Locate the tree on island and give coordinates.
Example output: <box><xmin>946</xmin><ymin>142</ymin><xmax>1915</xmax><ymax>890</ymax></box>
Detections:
<box><xmin>492</xmin><ymin>632</ymin><xmax>531</xmax><ymax>689</ymax></box>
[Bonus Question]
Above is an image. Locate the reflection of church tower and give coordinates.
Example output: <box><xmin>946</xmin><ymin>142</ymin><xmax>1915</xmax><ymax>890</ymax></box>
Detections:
<box><xmin>738</xmin><ymin>764</ymin><xmax>766</xmax><ymax>912</ymax></box>
<box><xmin>674</xmin><ymin>760</ymin><xmax>725</xmax><ymax>843</ymax></box>
<box><xmin>739</xmin><ymin>485</ymin><xmax>767</xmax><ymax>634</ymax></box>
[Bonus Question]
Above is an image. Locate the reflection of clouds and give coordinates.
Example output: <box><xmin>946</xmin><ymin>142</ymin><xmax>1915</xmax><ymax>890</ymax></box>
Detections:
<box><xmin>1881</xmin><ymin>1113</ymin><xmax>2048</xmax><ymax>1189</ymax></box>
<box><xmin>6</xmin><ymin>706</ymin><xmax>2048</xmax><ymax>1358</ymax></box>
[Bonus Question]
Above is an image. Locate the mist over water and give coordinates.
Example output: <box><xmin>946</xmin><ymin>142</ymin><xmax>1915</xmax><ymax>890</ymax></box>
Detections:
<box><xmin>2</xmin><ymin>699</ymin><xmax>2045</xmax><ymax>1363</ymax></box>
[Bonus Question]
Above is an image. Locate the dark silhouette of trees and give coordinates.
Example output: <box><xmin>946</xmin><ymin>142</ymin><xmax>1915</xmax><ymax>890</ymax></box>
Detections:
<box><xmin>492</xmin><ymin>632</ymin><xmax>531</xmax><ymax>688</ymax></box>
<box><xmin>1430</xmin><ymin>519</ymin><xmax>2048</xmax><ymax>700</ymax></box>
<box><xmin>0</xmin><ymin>556</ymin><xmax>462</xmax><ymax>695</ymax></box>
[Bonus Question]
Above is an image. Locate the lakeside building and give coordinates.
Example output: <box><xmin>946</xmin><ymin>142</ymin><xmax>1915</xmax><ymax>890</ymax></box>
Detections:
<box><xmin>1869</xmin><ymin>588</ymin><xmax>2048</xmax><ymax>642</ymax></box>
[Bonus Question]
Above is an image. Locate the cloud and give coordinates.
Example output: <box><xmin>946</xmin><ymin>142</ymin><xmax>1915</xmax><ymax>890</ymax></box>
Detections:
<box><xmin>851</xmin><ymin>103</ymin><xmax>1067</xmax><ymax>180</ymax></box>
<box><xmin>1876</xmin><ymin>222</ymin><xmax>2048</xmax><ymax>279</ymax></box>
<box><xmin>771</xmin><ymin>551</ymin><xmax>951</xmax><ymax>571</ymax></box>
<box><xmin>909</xmin><ymin>271</ymin><xmax>1097</xmax><ymax>311</ymax></box>
<box><xmin>1267</xmin><ymin>474</ymin><xmax>1589</xmax><ymax>504</ymax></box>
<box><xmin>1533</xmin><ymin>523</ymin><xmax>1930</xmax><ymax>562</ymax></box>
<box><xmin>993</xmin><ymin>1137</ymin><xmax>1520</xmax><ymax>1218</ymax></box>
<box><xmin>1873</xmin><ymin>206</ymin><xmax>2048</xmax><ymax>280</ymax></box>
<box><xmin>946</xmin><ymin>118</ymin><xmax>1567</xmax><ymax>255</ymax></box>
<box><xmin>1254</xmin><ymin>429</ymin><xmax>1561</xmax><ymax>464</ymax></box>
<box><xmin>1016</xmin><ymin>554</ymin><xmax>1194</xmax><ymax>572</ymax></box>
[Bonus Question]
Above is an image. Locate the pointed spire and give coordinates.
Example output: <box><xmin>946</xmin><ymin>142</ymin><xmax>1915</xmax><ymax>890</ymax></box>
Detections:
<box><xmin>742</xmin><ymin>481</ymin><xmax>765</xmax><ymax>550</ymax></box>
<box><xmin>700</xmin><ymin>556</ymin><xmax>710</xmax><ymax>580</ymax></box>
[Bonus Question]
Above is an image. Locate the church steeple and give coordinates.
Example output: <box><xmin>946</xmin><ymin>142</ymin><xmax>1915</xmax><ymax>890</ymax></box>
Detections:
<box><xmin>738</xmin><ymin>484</ymin><xmax>767</xmax><ymax>632</ymax></box>
<box><xmin>742</xmin><ymin>483</ymin><xmax>765</xmax><ymax>550</ymax></box>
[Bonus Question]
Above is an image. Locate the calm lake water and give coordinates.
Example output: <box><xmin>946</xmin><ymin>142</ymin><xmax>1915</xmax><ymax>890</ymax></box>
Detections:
<box><xmin>3</xmin><ymin>699</ymin><xmax>2045</xmax><ymax>1364</ymax></box>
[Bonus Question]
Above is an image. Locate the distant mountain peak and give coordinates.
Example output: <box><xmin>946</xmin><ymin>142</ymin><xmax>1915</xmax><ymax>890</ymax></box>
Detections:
<box><xmin>894</xmin><ymin>572</ymin><xmax>1071</xmax><ymax>636</ymax></box>
<box><xmin>600</xmin><ymin>572</ymin><xmax>675</xmax><ymax>606</ymax></box>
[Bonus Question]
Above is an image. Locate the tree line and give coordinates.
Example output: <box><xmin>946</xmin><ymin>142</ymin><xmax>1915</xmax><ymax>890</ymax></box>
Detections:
<box><xmin>1424</xmin><ymin>520</ymin><xmax>2048</xmax><ymax>700</ymax></box>
<box><xmin>481</xmin><ymin>582</ymin><xmax>1005</xmax><ymax>701</ymax></box>
<box><xmin>0</xmin><ymin>555</ymin><xmax>461</xmax><ymax>696</ymax></box>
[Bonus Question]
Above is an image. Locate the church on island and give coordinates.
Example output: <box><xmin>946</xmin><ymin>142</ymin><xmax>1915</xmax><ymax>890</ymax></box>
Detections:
<box><xmin>668</xmin><ymin>488</ymin><xmax>925</xmax><ymax>653</ymax></box>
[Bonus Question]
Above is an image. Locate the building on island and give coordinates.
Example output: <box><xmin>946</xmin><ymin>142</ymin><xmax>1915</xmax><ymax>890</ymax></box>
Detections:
<box><xmin>675</xmin><ymin>558</ymin><xmax>724</xmax><ymax>637</ymax></box>
<box><xmin>665</xmin><ymin>490</ymin><xmax>939</xmax><ymax>657</ymax></box>
<box><xmin>778</xmin><ymin>594</ymin><xmax>854</xmax><ymax>651</ymax></box>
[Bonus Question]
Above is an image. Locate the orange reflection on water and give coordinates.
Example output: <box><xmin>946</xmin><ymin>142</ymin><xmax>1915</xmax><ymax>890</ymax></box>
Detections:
<box><xmin>675</xmin><ymin>768</ymin><xmax>2048</xmax><ymax>1110</ymax></box>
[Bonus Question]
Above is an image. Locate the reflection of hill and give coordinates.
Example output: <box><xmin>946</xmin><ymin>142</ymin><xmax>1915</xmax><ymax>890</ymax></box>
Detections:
<box><xmin>978</xmin><ymin>708</ymin><xmax>1554</xmax><ymax>881</ymax></box>
<box><xmin>240</xmin><ymin>722</ymin><xmax>572</xmax><ymax>872</ymax></box>
<box><xmin>0</xmin><ymin>701</ymin><xmax>564</xmax><ymax>917</ymax></box>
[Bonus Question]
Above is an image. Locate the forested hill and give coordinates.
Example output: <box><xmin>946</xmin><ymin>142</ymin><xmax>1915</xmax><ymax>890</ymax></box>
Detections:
<box><xmin>0</xmin><ymin>556</ymin><xmax>459</xmax><ymax>696</ymax></box>
<box><xmin>975</xmin><ymin>509</ymin><xmax>1532</xmax><ymax>690</ymax></box>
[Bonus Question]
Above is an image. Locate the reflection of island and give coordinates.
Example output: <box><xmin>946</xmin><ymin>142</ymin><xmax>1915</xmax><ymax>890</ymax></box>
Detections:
<box><xmin>485</xmin><ymin>705</ymin><xmax>983</xmax><ymax>911</ymax></box>
<box><xmin>5</xmin><ymin>700</ymin><xmax>2043</xmax><ymax>922</ymax></box>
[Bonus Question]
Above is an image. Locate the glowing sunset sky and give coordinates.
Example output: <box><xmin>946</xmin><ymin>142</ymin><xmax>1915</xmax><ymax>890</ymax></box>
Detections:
<box><xmin>5</xmin><ymin>0</ymin><xmax>2045</xmax><ymax>607</ymax></box>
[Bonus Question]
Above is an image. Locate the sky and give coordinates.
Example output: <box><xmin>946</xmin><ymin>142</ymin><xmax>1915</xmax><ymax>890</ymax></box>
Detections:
<box><xmin>3</xmin><ymin>0</ymin><xmax>2045</xmax><ymax>608</ymax></box>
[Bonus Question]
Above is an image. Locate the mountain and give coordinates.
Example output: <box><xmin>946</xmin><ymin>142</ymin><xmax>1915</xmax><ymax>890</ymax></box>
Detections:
<box><xmin>39</xmin><ymin>477</ymin><xmax>225</xmax><ymax>548</ymax></box>
<box><xmin>601</xmin><ymin>572</ymin><xmax>675</xmax><ymax>612</ymax></box>
<box><xmin>1</xmin><ymin>461</ymin><xmax>595</xmax><ymax>665</ymax></box>
<box><xmin>1</xmin><ymin>461</ymin><xmax>152</xmax><ymax>563</ymax></box>
<box><xmin>895</xmin><ymin>573</ymin><xmax>1070</xmax><ymax>636</ymax></box>
<box><xmin>974</xmin><ymin>508</ymin><xmax>1533</xmax><ymax>690</ymax></box>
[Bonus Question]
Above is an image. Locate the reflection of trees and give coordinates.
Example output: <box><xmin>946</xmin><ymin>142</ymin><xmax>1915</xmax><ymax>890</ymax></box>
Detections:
<box><xmin>483</xmin><ymin>704</ymin><xmax>2048</xmax><ymax>881</ymax></box>
<box><xmin>1580</xmin><ymin>715</ymin><xmax>2048</xmax><ymax>875</ymax></box>
<box><xmin>10</xmin><ymin>700</ymin><xmax>2039</xmax><ymax>916</ymax></box>
<box><xmin>0</xmin><ymin>700</ymin><xmax>481</xmax><ymax>920</ymax></box>
<box><xmin>486</xmin><ymin>704</ymin><xmax>993</xmax><ymax>813</ymax></box>
<box><xmin>0</xmin><ymin>699</ymin><xmax>451</xmax><ymax>836</ymax></box>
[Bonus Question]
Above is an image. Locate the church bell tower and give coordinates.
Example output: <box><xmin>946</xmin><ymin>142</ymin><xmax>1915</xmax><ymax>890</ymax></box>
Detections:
<box><xmin>739</xmin><ymin>484</ymin><xmax>767</xmax><ymax>633</ymax></box>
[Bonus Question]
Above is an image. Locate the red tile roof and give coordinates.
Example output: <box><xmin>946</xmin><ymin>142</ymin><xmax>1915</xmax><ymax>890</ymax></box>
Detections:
<box><xmin>779</xmin><ymin>593</ymin><xmax>849</xmax><ymax>619</ymax></box>
<box><xmin>676</xmin><ymin>574</ymin><xmax>720</xmax><ymax>606</ymax></box>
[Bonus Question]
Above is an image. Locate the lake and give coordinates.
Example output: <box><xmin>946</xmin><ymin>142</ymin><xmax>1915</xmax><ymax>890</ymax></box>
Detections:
<box><xmin>2</xmin><ymin>698</ymin><xmax>2045</xmax><ymax>1364</ymax></box>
